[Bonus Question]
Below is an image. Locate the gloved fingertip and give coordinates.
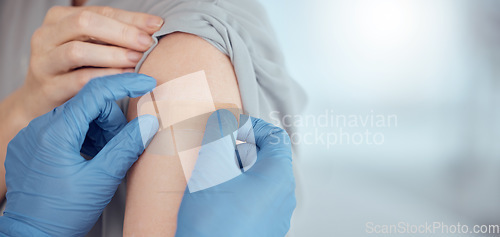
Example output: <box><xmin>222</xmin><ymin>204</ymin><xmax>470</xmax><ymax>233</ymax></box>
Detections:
<box><xmin>237</xmin><ymin>114</ymin><xmax>256</xmax><ymax>144</ymax></box>
<box><xmin>236</xmin><ymin>143</ymin><xmax>258</xmax><ymax>171</ymax></box>
<box><xmin>138</xmin><ymin>114</ymin><xmax>159</xmax><ymax>149</ymax></box>
<box><xmin>217</xmin><ymin>109</ymin><xmax>238</xmax><ymax>136</ymax></box>
<box><xmin>117</xmin><ymin>73</ymin><xmax>157</xmax><ymax>98</ymax></box>
<box><xmin>238</xmin><ymin>114</ymin><xmax>251</xmax><ymax>128</ymax></box>
<box><xmin>202</xmin><ymin>110</ymin><xmax>223</xmax><ymax>145</ymax></box>
<box><xmin>135</xmin><ymin>73</ymin><xmax>157</xmax><ymax>87</ymax></box>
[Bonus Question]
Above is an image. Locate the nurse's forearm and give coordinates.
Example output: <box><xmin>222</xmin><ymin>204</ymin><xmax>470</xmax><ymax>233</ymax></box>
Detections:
<box><xmin>0</xmin><ymin>85</ymin><xmax>39</xmax><ymax>197</ymax></box>
<box><xmin>123</xmin><ymin>32</ymin><xmax>242</xmax><ymax>236</ymax></box>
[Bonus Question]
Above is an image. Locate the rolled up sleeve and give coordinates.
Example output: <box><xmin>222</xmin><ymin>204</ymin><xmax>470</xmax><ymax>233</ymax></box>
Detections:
<box><xmin>135</xmin><ymin>0</ymin><xmax>307</xmax><ymax>134</ymax></box>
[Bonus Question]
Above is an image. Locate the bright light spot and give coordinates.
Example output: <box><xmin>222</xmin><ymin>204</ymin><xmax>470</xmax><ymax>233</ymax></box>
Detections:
<box><xmin>354</xmin><ymin>0</ymin><xmax>421</xmax><ymax>48</ymax></box>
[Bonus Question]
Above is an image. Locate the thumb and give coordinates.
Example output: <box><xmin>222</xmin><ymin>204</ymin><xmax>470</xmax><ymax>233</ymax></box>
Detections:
<box><xmin>91</xmin><ymin>114</ymin><xmax>159</xmax><ymax>178</ymax></box>
<box><xmin>187</xmin><ymin>109</ymin><xmax>240</xmax><ymax>193</ymax></box>
<box><xmin>235</xmin><ymin>143</ymin><xmax>259</xmax><ymax>172</ymax></box>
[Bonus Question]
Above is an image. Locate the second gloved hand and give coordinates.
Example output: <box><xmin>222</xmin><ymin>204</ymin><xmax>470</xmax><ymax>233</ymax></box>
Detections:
<box><xmin>176</xmin><ymin>111</ymin><xmax>296</xmax><ymax>237</ymax></box>
<box><xmin>0</xmin><ymin>73</ymin><xmax>159</xmax><ymax>236</ymax></box>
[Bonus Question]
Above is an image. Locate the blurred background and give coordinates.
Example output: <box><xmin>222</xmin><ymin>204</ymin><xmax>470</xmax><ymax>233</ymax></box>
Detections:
<box><xmin>258</xmin><ymin>0</ymin><xmax>500</xmax><ymax>236</ymax></box>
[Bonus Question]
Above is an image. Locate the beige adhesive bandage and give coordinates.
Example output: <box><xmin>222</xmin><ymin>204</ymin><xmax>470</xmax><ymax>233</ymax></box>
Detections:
<box><xmin>137</xmin><ymin>70</ymin><xmax>243</xmax><ymax>191</ymax></box>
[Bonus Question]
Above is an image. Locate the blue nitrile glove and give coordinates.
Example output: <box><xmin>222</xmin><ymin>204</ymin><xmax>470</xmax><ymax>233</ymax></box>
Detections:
<box><xmin>176</xmin><ymin>110</ymin><xmax>296</xmax><ymax>237</ymax></box>
<box><xmin>80</xmin><ymin>105</ymin><xmax>128</xmax><ymax>158</ymax></box>
<box><xmin>0</xmin><ymin>73</ymin><xmax>159</xmax><ymax>237</ymax></box>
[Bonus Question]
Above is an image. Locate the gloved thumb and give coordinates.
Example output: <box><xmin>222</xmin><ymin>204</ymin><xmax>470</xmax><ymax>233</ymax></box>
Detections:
<box><xmin>235</xmin><ymin>143</ymin><xmax>259</xmax><ymax>172</ymax></box>
<box><xmin>91</xmin><ymin>114</ymin><xmax>159</xmax><ymax>178</ymax></box>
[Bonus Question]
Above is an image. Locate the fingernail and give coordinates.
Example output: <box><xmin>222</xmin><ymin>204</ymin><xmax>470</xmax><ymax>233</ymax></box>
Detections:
<box><xmin>147</xmin><ymin>17</ymin><xmax>164</xmax><ymax>29</ymax></box>
<box><xmin>138</xmin><ymin>33</ymin><xmax>153</xmax><ymax>48</ymax></box>
<box><xmin>139</xmin><ymin>114</ymin><xmax>159</xmax><ymax>149</ymax></box>
<box><xmin>126</xmin><ymin>51</ymin><xmax>142</xmax><ymax>63</ymax></box>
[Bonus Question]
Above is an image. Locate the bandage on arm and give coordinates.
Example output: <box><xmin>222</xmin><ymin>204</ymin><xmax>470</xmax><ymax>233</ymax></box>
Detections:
<box><xmin>123</xmin><ymin>32</ymin><xmax>242</xmax><ymax>236</ymax></box>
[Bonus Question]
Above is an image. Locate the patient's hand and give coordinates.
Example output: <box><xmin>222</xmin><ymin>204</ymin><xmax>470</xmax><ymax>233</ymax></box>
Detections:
<box><xmin>23</xmin><ymin>6</ymin><xmax>162</xmax><ymax>119</ymax></box>
<box><xmin>0</xmin><ymin>6</ymin><xmax>163</xmax><ymax>200</ymax></box>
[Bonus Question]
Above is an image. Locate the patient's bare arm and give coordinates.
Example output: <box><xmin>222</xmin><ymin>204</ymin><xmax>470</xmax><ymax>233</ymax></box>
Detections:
<box><xmin>123</xmin><ymin>32</ymin><xmax>242</xmax><ymax>236</ymax></box>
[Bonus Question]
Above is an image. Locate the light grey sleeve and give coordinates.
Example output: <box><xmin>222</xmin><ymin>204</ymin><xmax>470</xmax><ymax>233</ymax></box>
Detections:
<box><xmin>135</xmin><ymin>0</ymin><xmax>307</xmax><ymax>134</ymax></box>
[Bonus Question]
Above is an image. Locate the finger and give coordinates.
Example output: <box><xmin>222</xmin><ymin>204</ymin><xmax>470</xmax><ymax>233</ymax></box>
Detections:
<box><xmin>48</xmin><ymin>10</ymin><xmax>154</xmax><ymax>51</ymax></box>
<box><xmin>44</xmin><ymin>6</ymin><xmax>163</xmax><ymax>34</ymax></box>
<box><xmin>235</xmin><ymin>116</ymin><xmax>294</xmax><ymax>192</ymax></box>
<box><xmin>81</xmin><ymin>101</ymin><xmax>127</xmax><ymax>157</ymax></box>
<box><xmin>49</xmin><ymin>68</ymin><xmax>134</xmax><ymax>104</ymax></box>
<box><xmin>202</xmin><ymin>109</ymin><xmax>238</xmax><ymax>145</ymax></box>
<box><xmin>59</xmin><ymin>67</ymin><xmax>134</xmax><ymax>96</ymax></box>
<box><xmin>43</xmin><ymin>6</ymin><xmax>77</xmax><ymax>24</ymax></box>
<box><xmin>237</xmin><ymin>115</ymin><xmax>292</xmax><ymax>162</ymax></box>
<box><xmin>84</xmin><ymin>6</ymin><xmax>163</xmax><ymax>34</ymax></box>
<box><xmin>36</xmin><ymin>68</ymin><xmax>133</xmax><ymax>107</ymax></box>
<box><xmin>44</xmin><ymin>41</ymin><xmax>142</xmax><ymax>74</ymax></box>
<box><xmin>236</xmin><ymin>114</ymin><xmax>256</xmax><ymax>143</ymax></box>
<box><xmin>187</xmin><ymin>110</ymin><xmax>241</xmax><ymax>193</ymax></box>
<box><xmin>92</xmin><ymin>115</ymin><xmax>159</xmax><ymax>179</ymax></box>
<box><xmin>60</xmin><ymin>73</ymin><xmax>156</xmax><ymax>146</ymax></box>
<box><xmin>235</xmin><ymin>143</ymin><xmax>258</xmax><ymax>171</ymax></box>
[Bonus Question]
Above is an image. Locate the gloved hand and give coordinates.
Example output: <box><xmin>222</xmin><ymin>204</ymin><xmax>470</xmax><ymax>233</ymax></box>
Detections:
<box><xmin>0</xmin><ymin>73</ymin><xmax>159</xmax><ymax>237</ymax></box>
<box><xmin>176</xmin><ymin>110</ymin><xmax>296</xmax><ymax>237</ymax></box>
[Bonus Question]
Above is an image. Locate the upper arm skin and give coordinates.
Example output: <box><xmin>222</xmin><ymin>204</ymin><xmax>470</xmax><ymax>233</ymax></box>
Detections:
<box><xmin>123</xmin><ymin>32</ymin><xmax>242</xmax><ymax>236</ymax></box>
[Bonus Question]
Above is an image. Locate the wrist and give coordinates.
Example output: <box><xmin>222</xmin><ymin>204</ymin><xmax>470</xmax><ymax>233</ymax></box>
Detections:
<box><xmin>16</xmin><ymin>80</ymin><xmax>47</xmax><ymax>121</ymax></box>
<box><xmin>0</xmin><ymin>86</ymin><xmax>36</xmax><ymax>139</ymax></box>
